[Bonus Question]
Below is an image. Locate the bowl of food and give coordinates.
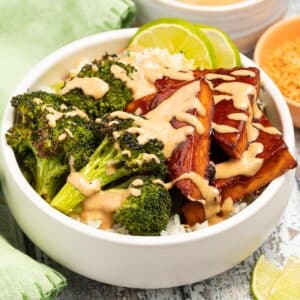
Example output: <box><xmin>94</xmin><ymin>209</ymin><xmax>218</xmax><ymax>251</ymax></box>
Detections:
<box><xmin>134</xmin><ymin>0</ymin><xmax>288</xmax><ymax>53</ymax></box>
<box><xmin>254</xmin><ymin>16</ymin><xmax>300</xmax><ymax>128</ymax></box>
<box><xmin>0</xmin><ymin>22</ymin><xmax>296</xmax><ymax>288</ymax></box>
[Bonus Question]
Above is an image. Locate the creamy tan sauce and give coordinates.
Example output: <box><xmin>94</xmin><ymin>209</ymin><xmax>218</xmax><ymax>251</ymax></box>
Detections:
<box><xmin>65</xmin><ymin>128</ymin><xmax>74</xmax><ymax>138</ymax></box>
<box><xmin>33</xmin><ymin>97</ymin><xmax>43</xmax><ymax>105</ymax></box>
<box><xmin>110</xmin><ymin>81</ymin><xmax>203</xmax><ymax>158</ymax></box>
<box><xmin>215</xmin><ymin>142</ymin><xmax>264</xmax><ymax>179</ymax></box>
<box><xmin>81</xmin><ymin>189</ymin><xmax>130</xmax><ymax>229</ymax></box>
<box><xmin>175</xmin><ymin>172</ymin><xmax>221</xmax><ymax>220</ymax></box>
<box><xmin>135</xmin><ymin>108</ymin><xmax>143</xmax><ymax>115</ymax></box>
<box><xmin>221</xmin><ymin>197</ymin><xmax>234</xmax><ymax>215</ymax></box>
<box><xmin>246</xmin><ymin>123</ymin><xmax>259</xmax><ymax>143</ymax></box>
<box><xmin>67</xmin><ymin>172</ymin><xmax>100</xmax><ymax>197</ymax></box>
<box><xmin>58</xmin><ymin>133</ymin><xmax>67</xmax><ymax>141</ymax></box>
<box><xmin>175</xmin><ymin>172</ymin><xmax>219</xmax><ymax>202</ymax></box>
<box><xmin>208</xmin><ymin>197</ymin><xmax>233</xmax><ymax>225</ymax></box>
<box><xmin>153</xmin><ymin>173</ymin><xmax>223</xmax><ymax>222</ymax></box>
<box><xmin>65</xmin><ymin>107</ymin><xmax>89</xmax><ymax>120</ymax></box>
<box><xmin>105</xmin><ymin>162</ymin><xmax>116</xmax><ymax>176</ymax></box>
<box><xmin>121</xmin><ymin>150</ymin><xmax>131</xmax><ymax>158</ymax></box>
<box><xmin>113</xmin><ymin>131</ymin><xmax>121</xmax><ymax>140</ymax></box>
<box><xmin>175</xmin><ymin>112</ymin><xmax>204</xmax><ymax>134</ymax></box>
<box><xmin>253</xmin><ymin>100</ymin><xmax>263</xmax><ymax>119</ymax></box>
<box><xmin>143</xmin><ymin>153</ymin><xmax>160</xmax><ymax>164</ymax></box>
<box><xmin>92</xmin><ymin>64</ymin><xmax>99</xmax><ymax>72</ymax></box>
<box><xmin>253</xmin><ymin>123</ymin><xmax>282</xmax><ymax>135</ymax></box>
<box><xmin>227</xmin><ymin>113</ymin><xmax>248</xmax><ymax>122</ymax></box>
<box><xmin>60</xmin><ymin>104</ymin><xmax>68</xmax><ymax>110</ymax></box>
<box><xmin>61</xmin><ymin>77</ymin><xmax>109</xmax><ymax>99</ymax></box>
<box><xmin>215</xmin><ymin>82</ymin><xmax>257</xmax><ymax>111</ymax></box>
<box><xmin>212</xmin><ymin>122</ymin><xmax>238</xmax><ymax>133</ymax></box>
<box><xmin>111</xmin><ymin>52</ymin><xmax>194</xmax><ymax>100</ymax></box>
<box><xmin>44</xmin><ymin>107</ymin><xmax>63</xmax><ymax>128</ymax></box>
<box><xmin>114</xmin><ymin>141</ymin><xmax>121</xmax><ymax>151</ymax></box>
<box><xmin>152</xmin><ymin>179</ymin><xmax>174</xmax><ymax>190</ymax></box>
<box><xmin>129</xmin><ymin>187</ymin><xmax>141</xmax><ymax>197</ymax></box>
<box><xmin>108</xmin><ymin>120</ymin><xmax>119</xmax><ymax>126</ymax></box>
<box><xmin>111</xmin><ymin>64</ymin><xmax>156</xmax><ymax>100</ymax></box>
<box><xmin>205</xmin><ymin>73</ymin><xmax>235</xmax><ymax>81</ymax></box>
<box><xmin>131</xmin><ymin>179</ymin><xmax>144</xmax><ymax>187</ymax></box>
<box><xmin>230</xmin><ymin>70</ymin><xmax>256</xmax><ymax>77</ymax></box>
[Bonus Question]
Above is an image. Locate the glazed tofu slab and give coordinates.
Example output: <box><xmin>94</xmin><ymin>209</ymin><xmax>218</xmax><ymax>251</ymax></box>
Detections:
<box><xmin>126</xmin><ymin>67</ymin><xmax>297</xmax><ymax>225</ymax></box>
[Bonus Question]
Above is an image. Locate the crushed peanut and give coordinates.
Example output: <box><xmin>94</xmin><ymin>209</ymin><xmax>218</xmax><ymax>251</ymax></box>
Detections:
<box><xmin>263</xmin><ymin>38</ymin><xmax>300</xmax><ymax>103</ymax></box>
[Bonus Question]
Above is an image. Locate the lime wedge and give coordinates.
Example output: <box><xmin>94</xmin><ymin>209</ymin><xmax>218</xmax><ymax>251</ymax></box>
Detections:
<box><xmin>196</xmin><ymin>24</ymin><xmax>241</xmax><ymax>68</ymax></box>
<box><xmin>270</xmin><ymin>257</ymin><xmax>300</xmax><ymax>299</ymax></box>
<box><xmin>252</xmin><ymin>255</ymin><xmax>300</xmax><ymax>300</ymax></box>
<box><xmin>129</xmin><ymin>18</ymin><xmax>215</xmax><ymax>69</ymax></box>
<box><xmin>252</xmin><ymin>256</ymin><xmax>281</xmax><ymax>299</ymax></box>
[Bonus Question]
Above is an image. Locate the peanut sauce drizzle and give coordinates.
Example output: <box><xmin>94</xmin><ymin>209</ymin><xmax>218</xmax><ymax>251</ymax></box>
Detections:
<box><xmin>61</xmin><ymin>77</ymin><xmax>109</xmax><ymax>99</ymax></box>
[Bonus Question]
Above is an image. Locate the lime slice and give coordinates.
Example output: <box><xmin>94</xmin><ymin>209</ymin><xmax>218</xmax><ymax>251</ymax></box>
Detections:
<box><xmin>196</xmin><ymin>24</ymin><xmax>241</xmax><ymax>68</ymax></box>
<box><xmin>252</xmin><ymin>255</ymin><xmax>300</xmax><ymax>300</ymax></box>
<box><xmin>129</xmin><ymin>18</ymin><xmax>215</xmax><ymax>69</ymax></box>
<box><xmin>270</xmin><ymin>257</ymin><xmax>300</xmax><ymax>299</ymax></box>
<box><xmin>252</xmin><ymin>256</ymin><xmax>281</xmax><ymax>299</ymax></box>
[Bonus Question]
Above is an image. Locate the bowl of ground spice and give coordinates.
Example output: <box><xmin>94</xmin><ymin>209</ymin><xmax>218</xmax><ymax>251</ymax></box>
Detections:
<box><xmin>254</xmin><ymin>16</ymin><xmax>300</xmax><ymax>128</ymax></box>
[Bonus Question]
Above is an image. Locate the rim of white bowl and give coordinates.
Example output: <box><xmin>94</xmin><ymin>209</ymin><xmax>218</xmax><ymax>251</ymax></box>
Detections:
<box><xmin>1</xmin><ymin>28</ymin><xmax>295</xmax><ymax>247</ymax></box>
<box><xmin>153</xmin><ymin>0</ymin><xmax>264</xmax><ymax>12</ymax></box>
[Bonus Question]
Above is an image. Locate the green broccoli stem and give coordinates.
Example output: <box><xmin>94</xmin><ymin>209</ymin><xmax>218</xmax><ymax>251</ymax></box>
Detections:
<box><xmin>51</xmin><ymin>137</ymin><xmax>130</xmax><ymax>214</ymax></box>
<box><xmin>51</xmin><ymin>167</ymin><xmax>129</xmax><ymax>214</ymax></box>
<box><xmin>34</xmin><ymin>156</ymin><xmax>68</xmax><ymax>202</ymax></box>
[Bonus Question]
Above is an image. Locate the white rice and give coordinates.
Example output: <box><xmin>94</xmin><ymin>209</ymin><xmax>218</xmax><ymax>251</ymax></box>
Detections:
<box><xmin>160</xmin><ymin>201</ymin><xmax>247</xmax><ymax>236</ymax></box>
<box><xmin>122</xmin><ymin>48</ymin><xmax>195</xmax><ymax>72</ymax></box>
<box><xmin>86</xmin><ymin>219</ymin><xmax>102</xmax><ymax>229</ymax></box>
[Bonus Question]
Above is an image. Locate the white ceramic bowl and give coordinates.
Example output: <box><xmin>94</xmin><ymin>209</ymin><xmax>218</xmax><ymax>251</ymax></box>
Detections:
<box><xmin>134</xmin><ymin>0</ymin><xmax>288</xmax><ymax>53</ymax></box>
<box><xmin>0</xmin><ymin>28</ymin><xmax>295</xmax><ymax>288</ymax></box>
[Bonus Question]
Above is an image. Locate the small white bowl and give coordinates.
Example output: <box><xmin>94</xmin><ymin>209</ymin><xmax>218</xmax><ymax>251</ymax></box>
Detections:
<box><xmin>0</xmin><ymin>28</ymin><xmax>295</xmax><ymax>288</ymax></box>
<box><xmin>134</xmin><ymin>0</ymin><xmax>288</xmax><ymax>53</ymax></box>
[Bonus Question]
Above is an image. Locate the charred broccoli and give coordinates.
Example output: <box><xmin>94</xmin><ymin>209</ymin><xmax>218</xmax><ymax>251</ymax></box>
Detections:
<box><xmin>6</xmin><ymin>91</ymin><xmax>99</xmax><ymax>201</ymax></box>
<box><xmin>114</xmin><ymin>177</ymin><xmax>172</xmax><ymax>235</ymax></box>
<box><xmin>61</xmin><ymin>55</ymin><xmax>134</xmax><ymax>118</ymax></box>
<box><xmin>51</xmin><ymin>114</ymin><xmax>168</xmax><ymax>214</ymax></box>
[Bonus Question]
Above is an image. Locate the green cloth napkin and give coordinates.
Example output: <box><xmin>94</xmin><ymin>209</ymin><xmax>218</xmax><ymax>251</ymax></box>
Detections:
<box><xmin>0</xmin><ymin>236</ymin><xmax>67</xmax><ymax>300</ymax></box>
<box><xmin>0</xmin><ymin>0</ymin><xmax>136</xmax><ymax>115</ymax></box>
<box><xmin>0</xmin><ymin>0</ymin><xmax>136</xmax><ymax>299</ymax></box>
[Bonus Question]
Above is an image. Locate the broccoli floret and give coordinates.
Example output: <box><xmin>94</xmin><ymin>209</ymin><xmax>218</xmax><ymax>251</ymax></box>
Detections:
<box><xmin>62</xmin><ymin>56</ymin><xmax>134</xmax><ymax>118</ymax></box>
<box><xmin>6</xmin><ymin>91</ymin><xmax>99</xmax><ymax>201</ymax></box>
<box><xmin>114</xmin><ymin>177</ymin><xmax>172</xmax><ymax>235</ymax></box>
<box><xmin>51</xmin><ymin>114</ymin><xmax>168</xmax><ymax>214</ymax></box>
<box><xmin>11</xmin><ymin>91</ymin><xmax>62</xmax><ymax>129</ymax></box>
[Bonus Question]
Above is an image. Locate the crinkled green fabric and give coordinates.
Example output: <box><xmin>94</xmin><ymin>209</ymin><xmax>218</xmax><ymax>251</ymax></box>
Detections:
<box><xmin>0</xmin><ymin>0</ymin><xmax>136</xmax><ymax>116</ymax></box>
<box><xmin>0</xmin><ymin>236</ymin><xmax>67</xmax><ymax>300</ymax></box>
<box><xmin>0</xmin><ymin>1</ymin><xmax>136</xmax><ymax>298</ymax></box>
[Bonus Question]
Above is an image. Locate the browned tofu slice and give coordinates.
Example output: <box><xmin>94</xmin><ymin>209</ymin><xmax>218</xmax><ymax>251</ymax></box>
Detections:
<box><xmin>169</xmin><ymin>79</ymin><xmax>214</xmax><ymax>200</ymax></box>
<box><xmin>213</xmin><ymin>114</ymin><xmax>297</xmax><ymax>201</ymax></box>
<box><xmin>204</xmin><ymin>67</ymin><xmax>261</xmax><ymax>159</ymax></box>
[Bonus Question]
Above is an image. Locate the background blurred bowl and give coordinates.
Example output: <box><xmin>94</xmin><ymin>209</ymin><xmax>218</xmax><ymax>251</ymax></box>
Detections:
<box><xmin>134</xmin><ymin>0</ymin><xmax>288</xmax><ymax>53</ymax></box>
<box><xmin>0</xmin><ymin>28</ymin><xmax>296</xmax><ymax>288</ymax></box>
<box><xmin>254</xmin><ymin>16</ymin><xmax>300</xmax><ymax>128</ymax></box>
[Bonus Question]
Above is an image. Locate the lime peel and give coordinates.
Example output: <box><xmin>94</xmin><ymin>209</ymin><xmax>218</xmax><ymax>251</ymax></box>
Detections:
<box><xmin>252</xmin><ymin>255</ymin><xmax>300</xmax><ymax>300</ymax></box>
<box><xmin>196</xmin><ymin>24</ymin><xmax>241</xmax><ymax>68</ymax></box>
<box><xmin>129</xmin><ymin>18</ymin><xmax>215</xmax><ymax>69</ymax></box>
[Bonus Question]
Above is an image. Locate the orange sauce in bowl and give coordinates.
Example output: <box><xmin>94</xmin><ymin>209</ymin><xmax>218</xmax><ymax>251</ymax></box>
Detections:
<box><xmin>177</xmin><ymin>0</ymin><xmax>244</xmax><ymax>5</ymax></box>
